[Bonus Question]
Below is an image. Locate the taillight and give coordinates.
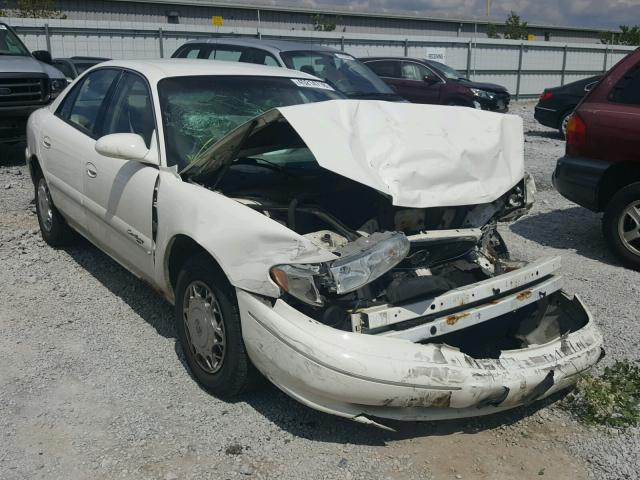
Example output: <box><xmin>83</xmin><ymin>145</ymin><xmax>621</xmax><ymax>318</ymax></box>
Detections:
<box><xmin>566</xmin><ymin>112</ymin><xmax>587</xmax><ymax>154</ymax></box>
<box><xmin>540</xmin><ymin>91</ymin><xmax>553</xmax><ymax>102</ymax></box>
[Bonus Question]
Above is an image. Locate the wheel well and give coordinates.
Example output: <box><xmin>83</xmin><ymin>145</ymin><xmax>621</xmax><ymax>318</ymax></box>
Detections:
<box><xmin>598</xmin><ymin>162</ymin><xmax>640</xmax><ymax>210</ymax></box>
<box><xmin>28</xmin><ymin>155</ymin><xmax>43</xmax><ymax>184</ymax></box>
<box><xmin>445</xmin><ymin>96</ymin><xmax>474</xmax><ymax>107</ymax></box>
<box><xmin>166</xmin><ymin>235</ymin><xmax>227</xmax><ymax>294</ymax></box>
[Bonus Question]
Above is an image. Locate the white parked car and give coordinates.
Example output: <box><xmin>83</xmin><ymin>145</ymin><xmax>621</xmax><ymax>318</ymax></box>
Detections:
<box><xmin>26</xmin><ymin>59</ymin><xmax>603</xmax><ymax>426</ymax></box>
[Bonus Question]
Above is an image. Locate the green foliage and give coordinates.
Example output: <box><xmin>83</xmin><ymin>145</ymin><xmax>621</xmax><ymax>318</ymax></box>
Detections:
<box><xmin>503</xmin><ymin>11</ymin><xmax>528</xmax><ymax>40</ymax></box>
<box><xmin>312</xmin><ymin>14</ymin><xmax>338</xmax><ymax>32</ymax></box>
<box><xmin>602</xmin><ymin>25</ymin><xmax>640</xmax><ymax>46</ymax></box>
<box><xmin>5</xmin><ymin>0</ymin><xmax>65</xmax><ymax>19</ymax></box>
<box><xmin>486</xmin><ymin>23</ymin><xmax>500</xmax><ymax>39</ymax></box>
<box><xmin>563</xmin><ymin>360</ymin><xmax>640</xmax><ymax>428</ymax></box>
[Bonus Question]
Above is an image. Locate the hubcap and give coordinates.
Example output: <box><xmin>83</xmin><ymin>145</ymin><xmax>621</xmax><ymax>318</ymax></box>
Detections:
<box><xmin>618</xmin><ymin>200</ymin><xmax>640</xmax><ymax>257</ymax></box>
<box><xmin>182</xmin><ymin>281</ymin><xmax>226</xmax><ymax>374</ymax></box>
<box><xmin>37</xmin><ymin>178</ymin><xmax>53</xmax><ymax>232</ymax></box>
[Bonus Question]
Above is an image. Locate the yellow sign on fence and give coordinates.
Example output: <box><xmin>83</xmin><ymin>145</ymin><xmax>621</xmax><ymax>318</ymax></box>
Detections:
<box><xmin>527</xmin><ymin>34</ymin><xmax>535</xmax><ymax>41</ymax></box>
<box><xmin>212</xmin><ymin>16</ymin><xmax>224</xmax><ymax>26</ymax></box>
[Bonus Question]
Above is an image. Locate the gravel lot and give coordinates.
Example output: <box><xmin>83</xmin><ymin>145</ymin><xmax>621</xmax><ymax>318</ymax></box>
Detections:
<box><xmin>1</xmin><ymin>102</ymin><xmax>638</xmax><ymax>480</ymax></box>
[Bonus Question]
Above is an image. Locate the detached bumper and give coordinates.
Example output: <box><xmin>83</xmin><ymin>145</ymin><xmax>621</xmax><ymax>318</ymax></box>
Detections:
<box><xmin>238</xmin><ymin>289</ymin><xmax>603</xmax><ymax>422</ymax></box>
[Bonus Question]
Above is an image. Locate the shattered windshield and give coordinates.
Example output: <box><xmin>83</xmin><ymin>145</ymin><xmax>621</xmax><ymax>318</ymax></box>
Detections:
<box><xmin>280</xmin><ymin>50</ymin><xmax>396</xmax><ymax>98</ymax></box>
<box><xmin>158</xmin><ymin>75</ymin><xmax>342</xmax><ymax>169</ymax></box>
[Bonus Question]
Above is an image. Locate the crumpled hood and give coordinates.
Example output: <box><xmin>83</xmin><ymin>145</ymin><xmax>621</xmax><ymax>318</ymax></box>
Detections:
<box><xmin>0</xmin><ymin>55</ymin><xmax>65</xmax><ymax>78</ymax></box>
<box><xmin>182</xmin><ymin>99</ymin><xmax>524</xmax><ymax>209</ymax></box>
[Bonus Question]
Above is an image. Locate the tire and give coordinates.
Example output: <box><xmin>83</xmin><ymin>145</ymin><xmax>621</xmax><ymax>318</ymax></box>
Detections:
<box><xmin>602</xmin><ymin>182</ymin><xmax>640</xmax><ymax>270</ymax></box>
<box><xmin>559</xmin><ymin>110</ymin><xmax>573</xmax><ymax>139</ymax></box>
<box><xmin>175</xmin><ymin>254</ymin><xmax>262</xmax><ymax>397</ymax></box>
<box><xmin>34</xmin><ymin>172</ymin><xmax>74</xmax><ymax>247</ymax></box>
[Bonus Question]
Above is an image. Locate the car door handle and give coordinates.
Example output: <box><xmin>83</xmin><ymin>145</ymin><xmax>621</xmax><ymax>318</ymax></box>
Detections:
<box><xmin>42</xmin><ymin>136</ymin><xmax>51</xmax><ymax>149</ymax></box>
<box><xmin>86</xmin><ymin>163</ymin><xmax>97</xmax><ymax>178</ymax></box>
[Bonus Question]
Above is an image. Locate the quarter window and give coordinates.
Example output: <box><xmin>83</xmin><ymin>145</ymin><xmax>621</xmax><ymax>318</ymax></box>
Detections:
<box><xmin>610</xmin><ymin>62</ymin><xmax>640</xmax><ymax>105</ymax></box>
<box><xmin>65</xmin><ymin>69</ymin><xmax>120</xmax><ymax>136</ymax></box>
<box><xmin>101</xmin><ymin>72</ymin><xmax>155</xmax><ymax>148</ymax></box>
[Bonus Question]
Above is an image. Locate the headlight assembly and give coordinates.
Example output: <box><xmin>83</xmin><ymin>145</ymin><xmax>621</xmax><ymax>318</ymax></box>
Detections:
<box><xmin>50</xmin><ymin>78</ymin><xmax>68</xmax><ymax>98</ymax></box>
<box><xmin>270</xmin><ymin>232</ymin><xmax>410</xmax><ymax>306</ymax></box>
<box><xmin>470</xmin><ymin>88</ymin><xmax>494</xmax><ymax>100</ymax></box>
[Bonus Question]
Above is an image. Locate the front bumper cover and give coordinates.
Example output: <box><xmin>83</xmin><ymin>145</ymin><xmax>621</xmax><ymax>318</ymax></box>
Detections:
<box><xmin>238</xmin><ymin>287</ymin><xmax>603</xmax><ymax>423</ymax></box>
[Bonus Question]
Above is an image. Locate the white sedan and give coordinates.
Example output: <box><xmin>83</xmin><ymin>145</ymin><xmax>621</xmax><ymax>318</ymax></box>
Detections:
<box><xmin>26</xmin><ymin>59</ymin><xmax>603</xmax><ymax>426</ymax></box>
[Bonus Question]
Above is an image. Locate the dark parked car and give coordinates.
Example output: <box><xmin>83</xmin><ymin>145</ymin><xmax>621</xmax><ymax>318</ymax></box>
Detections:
<box><xmin>52</xmin><ymin>56</ymin><xmax>109</xmax><ymax>80</ymax></box>
<box><xmin>172</xmin><ymin>38</ymin><xmax>403</xmax><ymax>101</ymax></box>
<box><xmin>535</xmin><ymin>75</ymin><xmax>601</xmax><ymax>138</ymax></box>
<box><xmin>360</xmin><ymin>57</ymin><xmax>510</xmax><ymax>111</ymax></box>
<box><xmin>553</xmin><ymin>48</ymin><xmax>640</xmax><ymax>269</ymax></box>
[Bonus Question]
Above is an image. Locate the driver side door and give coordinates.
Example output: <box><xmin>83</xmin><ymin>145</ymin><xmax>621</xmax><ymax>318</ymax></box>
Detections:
<box><xmin>83</xmin><ymin>71</ymin><xmax>159</xmax><ymax>282</ymax></box>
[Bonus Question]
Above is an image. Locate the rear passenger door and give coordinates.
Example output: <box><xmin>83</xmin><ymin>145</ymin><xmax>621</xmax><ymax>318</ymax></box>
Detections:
<box><xmin>43</xmin><ymin>68</ymin><xmax>121</xmax><ymax>232</ymax></box>
<box><xmin>84</xmin><ymin>71</ymin><xmax>159</xmax><ymax>281</ymax></box>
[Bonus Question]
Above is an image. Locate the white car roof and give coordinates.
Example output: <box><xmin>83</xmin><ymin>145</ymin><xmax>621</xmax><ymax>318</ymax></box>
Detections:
<box><xmin>94</xmin><ymin>58</ymin><xmax>319</xmax><ymax>84</ymax></box>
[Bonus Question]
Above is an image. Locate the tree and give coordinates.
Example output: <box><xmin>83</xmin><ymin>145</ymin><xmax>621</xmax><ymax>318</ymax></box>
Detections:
<box><xmin>503</xmin><ymin>11</ymin><xmax>528</xmax><ymax>40</ymax></box>
<box><xmin>311</xmin><ymin>14</ymin><xmax>338</xmax><ymax>32</ymax></box>
<box><xmin>486</xmin><ymin>23</ymin><xmax>500</xmax><ymax>39</ymax></box>
<box><xmin>602</xmin><ymin>25</ymin><xmax>640</xmax><ymax>45</ymax></box>
<box><xmin>6</xmin><ymin>0</ymin><xmax>65</xmax><ymax>19</ymax></box>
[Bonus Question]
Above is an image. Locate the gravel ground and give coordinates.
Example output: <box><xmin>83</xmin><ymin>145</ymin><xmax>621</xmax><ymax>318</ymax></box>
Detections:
<box><xmin>0</xmin><ymin>102</ymin><xmax>638</xmax><ymax>480</ymax></box>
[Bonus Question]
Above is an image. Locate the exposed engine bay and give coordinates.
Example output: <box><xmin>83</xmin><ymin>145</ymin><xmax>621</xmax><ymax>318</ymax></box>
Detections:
<box><xmin>193</xmin><ymin>147</ymin><xmax>536</xmax><ymax>334</ymax></box>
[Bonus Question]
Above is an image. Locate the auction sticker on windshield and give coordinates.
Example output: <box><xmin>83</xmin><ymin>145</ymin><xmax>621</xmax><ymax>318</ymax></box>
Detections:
<box><xmin>291</xmin><ymin>79</ymin><xmax>335</xmax><ymax>90</ymax></box>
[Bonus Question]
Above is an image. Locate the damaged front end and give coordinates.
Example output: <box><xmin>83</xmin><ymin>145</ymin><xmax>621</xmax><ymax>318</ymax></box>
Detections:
<box><xmin>183</xmin><ymin>100</ymin><xmax>602</xmax><ymax>422</ymax></box>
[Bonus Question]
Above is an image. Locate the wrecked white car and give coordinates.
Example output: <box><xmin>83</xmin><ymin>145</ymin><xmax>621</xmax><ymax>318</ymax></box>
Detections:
<box><xmin>26</xmin><ymin>60</ymin><xmax>603</xmax><ymax>425</ymax></box>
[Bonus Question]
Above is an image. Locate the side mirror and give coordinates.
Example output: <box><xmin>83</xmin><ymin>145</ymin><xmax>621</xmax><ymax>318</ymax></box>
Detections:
<box><xmin>32</xmin><ymin>50</ymin><xmax>52</xmax><ymax>64</ymax></box>
<box><xmin>95</xmin><ymin>133</ymin><xmax>157</xmax><ymax>165</ymax></box>
<box><xmin>423</xmin><ymin>74</ymin><xmax>438</xmax><ymax>85</ymax></box>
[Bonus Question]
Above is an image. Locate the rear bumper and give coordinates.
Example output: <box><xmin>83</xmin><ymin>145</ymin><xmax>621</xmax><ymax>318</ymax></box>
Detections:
<box><xmin>534</xmin><ymin>105</ymin><xmax>559</xmax><ymax>129</ymax></box>
<box><xmin>553</xmin><ymin>155</ymin><xmax>611</xmax><ymax>211</ymax></box>
<box><xmin>238</xmin><ymin>284</ymin><xmax>603</xmax><ymax>423</ymax></box>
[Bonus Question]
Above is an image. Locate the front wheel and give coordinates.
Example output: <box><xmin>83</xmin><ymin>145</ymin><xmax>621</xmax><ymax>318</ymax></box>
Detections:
<box><xmin>35</xmin><ymin>174</ymin><xmax>74</xmax><ymax>247</ymax></box>
<box><xmin>174</xmin><ymin>254</ymin><xmax>261</xmax><ymax>397</ymax></box>
<box><xmin>602</xmin><ymin>182</ymin><xmax>640</xmax><ymax>270</ymax></box>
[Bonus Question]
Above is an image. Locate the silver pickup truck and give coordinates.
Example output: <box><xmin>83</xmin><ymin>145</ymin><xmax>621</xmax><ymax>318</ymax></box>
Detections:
<box><xmin>0</xmin><ymin>22</ymin><xmax>67</xmax><ymax>144</ymax></box>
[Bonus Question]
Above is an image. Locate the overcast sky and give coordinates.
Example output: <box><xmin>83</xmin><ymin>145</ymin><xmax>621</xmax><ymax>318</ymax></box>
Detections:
<box><xmin>283</xmin><ymin>0</ymin><xmax>639</xmax><ymax>29</ymax></box>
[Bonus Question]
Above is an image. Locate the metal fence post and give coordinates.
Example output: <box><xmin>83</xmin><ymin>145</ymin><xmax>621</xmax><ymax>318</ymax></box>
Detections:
<box><xmin>466</xmin><ymin>40</ymin><xmax>472</xmax><ymax>79</ymax></box>
<box><xmin>404</xmin><ymin>38</ymin><xmax>408</xmax><ymax>56</ymax></box>
<box><xmin>340</xmin><ymin>36</ymin><xmax>344</xmax><ymax>51</ymax></box>
<box><xmin>603</xmin><ymin>44</ymin><xmax>609</xmax><ymax>72</ymax></box>
<box><xmin>44</xmin><ymin>23</ymin><xmax>52</xmax><ymax>54</ymax></box>
<box><xmin>561</xmin><ymin>45</ymin><xmax>567</xmax><ymax>85</ymax></box>
<box><xmin>515</xmin><ymin>43</ymin><xmax>524</xmax><ymax>101</ymax></box>
<box><xmin>158</xmin><ymin>27</ymin><xmax>164</xmax><ymax>58</ymax></box>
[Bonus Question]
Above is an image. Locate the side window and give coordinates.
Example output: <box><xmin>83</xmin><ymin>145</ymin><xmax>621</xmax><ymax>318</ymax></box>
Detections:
<box><xmin>53</xmin><ymin>60</ymin><xmax>74</xmax><ymax>79</ymax></box>
<box><xmin>367</xmin><ymin>61</ymin><xmax>399</xmax><ymax>78</ymax></box>
<box><xmin>101</xmin><ymin>72</ymin><xmax>155</xmax><ymax>148</ymax></box>
<box><xmin>610</xmin><ymin>62</ymin><xmax>640</xmax><ymax>105</ymax></box>
<box><xmin>239</xmin><ymin>47</ymin><xmax>279</xmax><ymax>67</ymax></box>
<box><xmin>65</xmin><ymin>69</ymin><xmax>120</xmax><ymax>136</ymax></box>
<box><xmin>177</xmin><ymin>46</ymin><xmax>202</xmax><ymax>58</ymax></box>
<box><xmin>210</xmin><ymin>47</ymin><xmax>243</xmax><ymax>62</ymax></box>
<box><xmin>263</xmin><ymin>55</ymin><xmax>279</xmax><ymax>66</ymax></box>
<box><xmin>400</xmin><ymin>62</ymin><xmax>430</xmax><ymax>81</ymax></box>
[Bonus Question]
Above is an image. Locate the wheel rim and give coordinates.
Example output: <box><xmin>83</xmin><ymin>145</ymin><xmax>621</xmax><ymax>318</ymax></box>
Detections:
<box><xmin>182</xmin><ymin>281</ymin><xmax>226</xmax><ymax>374</ymax></box>
<box><xmin>561</xmin><ymin>114</ymin><xmax>571</xmax><ymax>138</ymax></box>
<box><xmin>618</xmin><ymin>200</ymin><xmax>640</xmax><ymax>257</ymax></box>
<box><xmin>37</xmin><ymin>178</ymin><xmax>53</xmax><ymax>232</ymax></box>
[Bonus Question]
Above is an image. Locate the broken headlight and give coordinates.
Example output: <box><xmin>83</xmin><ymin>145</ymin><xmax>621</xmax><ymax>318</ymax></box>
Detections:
<box><xmin>497</xmin><ymin>173</ymin><xmax>536</xmax><ymax>222</ymax></box>
<box><xmin>270</xmin><ymin>232</ymin><xmax>410</xmax><ymax>306</ymax></box>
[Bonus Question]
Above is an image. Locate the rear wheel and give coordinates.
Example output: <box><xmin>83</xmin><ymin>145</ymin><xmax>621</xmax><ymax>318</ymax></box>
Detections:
<box><xmin>34</xmin><ymin>174</ymin><xmax>74</xmax><ymax>247</ymax></box>
<box><xmin>174</xmin><ymin>254</ymin><xmax>262</xmax><ymax>397</ymax></box>
<box><xmin>602</xmin><ymin>182</ymin><xmax>640</xmax><ymax>270</ymax></box>
<box><xmin>559</xmin><ymin>111</ymin><xmax>573</xmax><ymax>139</ymax></box>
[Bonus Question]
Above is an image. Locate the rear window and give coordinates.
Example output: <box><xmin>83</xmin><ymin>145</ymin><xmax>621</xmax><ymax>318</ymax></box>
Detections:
<box><xmin>610</xmin><ymin>62</ymin><xmax>640</xmax><ymax>105</ymax></box>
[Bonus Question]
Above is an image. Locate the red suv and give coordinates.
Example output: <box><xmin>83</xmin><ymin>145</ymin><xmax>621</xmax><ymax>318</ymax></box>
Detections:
<box><xmin>553</xmin><ymin>48</ymin><xmax>640</xmax><ymax>269</ymax></box>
